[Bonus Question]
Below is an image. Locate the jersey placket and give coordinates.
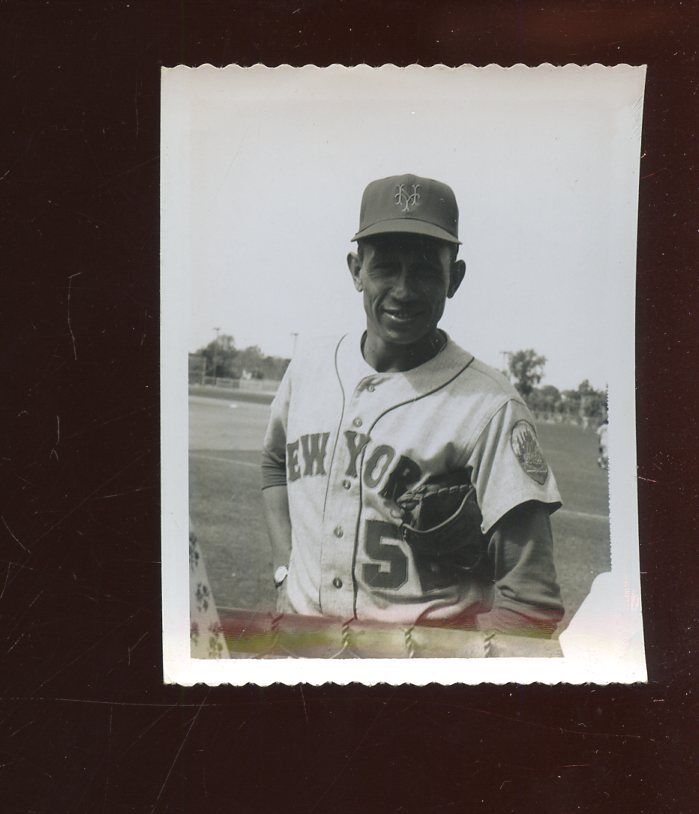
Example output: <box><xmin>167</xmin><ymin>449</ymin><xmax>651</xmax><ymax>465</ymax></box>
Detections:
<box><xmin>319</xmin><ymin>375</ymin><xmax>380</xmax><ymax>618</ymax></box>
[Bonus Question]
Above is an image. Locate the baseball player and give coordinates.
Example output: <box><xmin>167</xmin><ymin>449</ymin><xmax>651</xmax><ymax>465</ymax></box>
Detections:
<box><xmin>261</xmin><ymin>174</ymin><xmax>564</xmax><ymax>637</ymax></box>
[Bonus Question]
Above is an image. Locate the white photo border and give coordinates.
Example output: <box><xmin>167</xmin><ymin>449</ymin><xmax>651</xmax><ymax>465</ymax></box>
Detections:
<box><xmin>161</xmin><ymin>64</ymin><xmax>647</xmax><ymax>685</ymax></box>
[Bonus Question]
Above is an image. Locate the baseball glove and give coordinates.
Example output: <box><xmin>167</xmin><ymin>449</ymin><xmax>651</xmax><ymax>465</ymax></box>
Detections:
<box><xmin>396</xmin><ymin>471</ymin><xmax>487</xmax><ymax>572</ymax></box>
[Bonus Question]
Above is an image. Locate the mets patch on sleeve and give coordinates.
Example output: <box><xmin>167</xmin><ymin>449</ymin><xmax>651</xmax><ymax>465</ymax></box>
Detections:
<box><xmin>510</xmin><ymin>420</ymin><xmax>549</xmax><ymax>484</ymax></box>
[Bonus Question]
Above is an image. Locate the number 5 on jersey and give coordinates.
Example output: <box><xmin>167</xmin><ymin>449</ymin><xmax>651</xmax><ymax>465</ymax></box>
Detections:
<box><xmin>362</xmin><ymin>519</ymin><xmax>457</xmax><ymax>593</ymax></box>
<box><xmin>362</xmin><ymin>520</ymin><xmax>408</xmax><ymax>590</ymax></box>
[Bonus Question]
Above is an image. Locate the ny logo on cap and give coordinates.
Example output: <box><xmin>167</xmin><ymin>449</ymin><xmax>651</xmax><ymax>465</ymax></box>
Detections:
<box><xmin>394</xmin><ymin>183</ymin><xmax>421</xmax><ymax>213</ymax></box>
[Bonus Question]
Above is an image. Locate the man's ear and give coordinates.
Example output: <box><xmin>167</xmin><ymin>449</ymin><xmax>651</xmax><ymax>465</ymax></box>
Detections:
<box><xmin>447</xmin><ymin>259</ymin><xmax>466</xmax><ymax>298</ymax></box>
<box><xmin>347</xmin><ymin>251</ymin><xmax>363</xmax><ymax>292</ymax></box>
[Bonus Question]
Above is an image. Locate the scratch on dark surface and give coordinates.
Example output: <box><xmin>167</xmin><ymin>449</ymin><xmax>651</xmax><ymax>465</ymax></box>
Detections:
<box><xmin>135</xmin><ymin>82</ymin><xmax>140</xmax><ymax>138</ymax></box>
<box><xmin>120</xmin><ymin>708</ymin><xmax>174</xmax><ymax>758</ymax></box>
<box><xmin>32</xmin><ymin>610</ymin><xmax>140</xmax><ymax>691</ymax></box>
<box><xmin>67</xmin><ymin>272</ymin><xmax>81</xmax><ymax>359</ymax></box>
<box><xmin>151</xmin><ymin>691</ymin><xmax>209</xmax><ymax>812</ymax></box>
<box><xmin>4</xmin><ymin>592</ymin><xmax>43</xmax><ymax>656</ymax></box>
<box><xmin>0</xmin><ymin>558</ymin><xmax>35</xmax><ymax>572</ymax></box>
<box><xmin>6</xmin><ymin>634</ymin><xmax>24</xmax><ymax>656</ymax></box>
<box><xmin>50</xmin><ymin>415</ymin><xmax>60</xmax><ymax>460</ymax></box>
<box><xmin>127</xmin><ymin>632</ymin><xmax>148</xmax><ymax>665</ymax></box>
<box><xmin>94</xmin><ymin>156</ymin><xmax>157</xmax><ymax>190</ymax></box>
<box><xmin>2</xmin><ymin>515</ymin><xmax>29</xmax><ymax>552</ymax></box>
<box><xmin>637</xmin><ymin>476</ymin><xmax>657</xmax><ymax>483</ymax></box>
<box><xmin>641</xmin><ymin>167</ymin><xmax>668</xmax><ymax>180</ymax></box>
<box><xmin>104</xmin><ymin>704</ymin><xmax>113</xmax><ymax>805</ymax></box>
<box><xmin>0</xmin><ymin>563</ymin><xmax>11</xmax><ymax>600</ymax></box>
<box><xmin>97</xmin><ymin>486</ymin><xmax>156</xmax><ymax>500</ymax></box>
<box><xmin>9</xmin><ymin>719</ymin><xmax>33</xmax><ymax>739</ymax></box>
<box><xmin>29</xmin><ymin>450</ymin><xmax>151</xmax><ymax>549</ymax></box>
<box><xmin>62</xmin><ymin>404</ymin><xmax>152</xmax><ymax>443</ymax></box>
<box><xmin>559</xmin><ymin>764</ymin><xmax>592</xmax><ymax>768</ymax></box>
<box><xmin>309</xmin><ymin>694</ymin><xmax>394</xmax><ymax>812</ymax></box>
<box><xmin>299</xmin><ymin>684</ymin><xmax>309</xmax><ymax>725</ymax></box>
<box><xmin>426</xmin><ymin>702</ymin><xmax>653</xmax><ymax>742</ymax></box>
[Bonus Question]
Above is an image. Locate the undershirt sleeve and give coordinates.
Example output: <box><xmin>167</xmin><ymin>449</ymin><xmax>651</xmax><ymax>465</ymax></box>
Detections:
<box><xmin>261</xmin><ymin>447</ymin><xmax>287</xmax><ymax>490</ymax></box>
<box><xmin>477</xmin><ymin>500</ymin><xmax>565</xmax><ymax>636</ymax></box>
<box><xmin>260</xmin><ymin>361</ymin><xmax>293</xmax><ymax>490</ymax></box>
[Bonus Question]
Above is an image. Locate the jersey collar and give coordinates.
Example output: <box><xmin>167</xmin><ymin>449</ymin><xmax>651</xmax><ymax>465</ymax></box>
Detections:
<box><xmin>335</xmin><ymin>330</ymin><xmax>474</xmax><ymax>402</ymax></box>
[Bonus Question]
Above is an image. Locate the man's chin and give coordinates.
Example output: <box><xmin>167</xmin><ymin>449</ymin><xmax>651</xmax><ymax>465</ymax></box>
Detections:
<box><xmin>378</xmin><ymin>323</ymin><xmax>432</xmax><ymax>346</ymax></box>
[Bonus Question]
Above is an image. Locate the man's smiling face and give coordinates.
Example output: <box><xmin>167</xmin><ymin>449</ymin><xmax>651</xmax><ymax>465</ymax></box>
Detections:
<box><xmin>348</xmin><ymin>234</ymin><xmax>465</xmax><ymax>347</ymax></box>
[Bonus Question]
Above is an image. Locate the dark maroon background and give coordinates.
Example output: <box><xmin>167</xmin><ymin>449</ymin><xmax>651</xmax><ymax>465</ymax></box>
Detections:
<box><xmin>1</xmin><ymin>2</ymin><xmax>697</xmax><ymax>812</ymax></box>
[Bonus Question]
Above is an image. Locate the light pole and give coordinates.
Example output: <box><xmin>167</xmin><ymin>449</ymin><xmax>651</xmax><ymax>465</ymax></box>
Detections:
<box><xmin>500</xmin><ymin>350</ymin><xmax>512</xmax><ymax>379</ymax></box>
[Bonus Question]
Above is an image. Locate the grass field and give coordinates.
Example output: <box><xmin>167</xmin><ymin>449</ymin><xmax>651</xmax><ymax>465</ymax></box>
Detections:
<box><xmin>189</xmin><ymin>391</ymin><xmax>610</xmax><ymax>633</ymax></box>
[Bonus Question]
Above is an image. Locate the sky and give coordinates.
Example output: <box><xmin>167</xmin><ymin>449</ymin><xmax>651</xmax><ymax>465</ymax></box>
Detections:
<box><xmin>166</xmin><ymin>66</ymin><xmax>644</xmax><ymax>391</ymax></box>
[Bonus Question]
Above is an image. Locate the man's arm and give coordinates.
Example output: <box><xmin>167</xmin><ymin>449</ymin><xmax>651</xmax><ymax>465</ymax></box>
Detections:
<box><xmin>477</xmin><ymin>500</ymin><xmax>564</xmax><ymax>636</ymax></box>
<box><xmin>262</xmin><ymin>484</ymin><xmax>292</xmax><ymax>571</ymax></box>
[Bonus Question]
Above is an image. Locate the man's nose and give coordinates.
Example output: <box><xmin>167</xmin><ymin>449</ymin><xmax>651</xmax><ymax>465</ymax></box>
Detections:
<box><xmin>392</xmin><ymin>268</ymin><xmax>417</xmax><ymax>299</ymax></box>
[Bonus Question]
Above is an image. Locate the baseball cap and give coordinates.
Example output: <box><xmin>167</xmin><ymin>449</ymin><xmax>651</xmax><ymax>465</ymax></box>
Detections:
<box><xmin>351</xmin><ymin>173</ymin><xmax>460</xmax><ymax>245</ymax></box>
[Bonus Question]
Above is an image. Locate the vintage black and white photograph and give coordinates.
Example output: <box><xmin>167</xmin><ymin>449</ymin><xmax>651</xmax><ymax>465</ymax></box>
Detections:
<box><xmin>161</xmin><ymin>64</ymin><xmax>647</xmax><ymax>684</ymax></box>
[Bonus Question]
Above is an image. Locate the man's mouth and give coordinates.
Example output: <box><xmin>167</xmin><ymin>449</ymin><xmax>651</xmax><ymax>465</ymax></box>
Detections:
<box><xmin>383</xmin><ymin>306</ymin><xmax>424</xmax><ymax>323</ymax></box>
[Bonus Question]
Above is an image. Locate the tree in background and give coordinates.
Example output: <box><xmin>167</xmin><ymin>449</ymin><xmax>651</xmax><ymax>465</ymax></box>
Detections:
<box><xmin>556</xmin><ymin>381</ymin><xmax>607</xmax><ymax>423</ymax></box>
<box><xmin>502</xmin><ymin>349</ymin><xmax>607</xmax><ymax>426</ymax></box>
<box><xmin>197</xmin><ymin>334</ymin><xmax>238</xmax><ymax>379</ymax></box>
<box><xmin>560</xmin><ymin>387</ymin><xmax>581</xmax><ymax>419</ymax></box>
<box><xmin>234</xmin><ymin>345</ymin><xmax>265</xmax><ymax>379</ymax></box>
<box><xmin>527</xmin><ymin>384</ymin><xmax>561</xmax><ymax>416</ymax></box>
<box><xmin>505</xmin><ymin>349</ymin><xmax>547</xmax><ymax>399</ymax></box>
<box><xmin>232</xmin><ymin>345</ymin><xmax>290</xmax><ymax>380</ymax></box>
<box><xmin>577</xmin><ymin>379</ymin><xmax>607</xmax><ymax>421</ymax></box>
<box><xmin>193</xmin><ymin>334</ymin><xmax>290</xmax><ymax>381</ymax></box>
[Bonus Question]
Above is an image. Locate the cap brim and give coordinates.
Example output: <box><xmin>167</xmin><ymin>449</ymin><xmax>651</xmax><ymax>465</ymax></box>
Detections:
<box><xmin>351</xmin><ymin>218</ymin><xmax>460</xmax><ymax>245</ymax></box>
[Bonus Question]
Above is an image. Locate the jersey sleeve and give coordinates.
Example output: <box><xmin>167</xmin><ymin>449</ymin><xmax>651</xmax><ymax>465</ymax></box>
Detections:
<box><xmin>468</xmin><ymin>398</ymin><xmax>561</xmax><ymax>534</ymax></box>
<box><xmin>261</xmin><ymin>361</ymin><xmax>292</xmax><ymax>486</ymax></box>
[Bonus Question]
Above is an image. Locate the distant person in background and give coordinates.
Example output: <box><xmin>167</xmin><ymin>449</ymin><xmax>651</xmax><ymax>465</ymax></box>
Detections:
<box><xmin>597</xmin><ymin>419</ymin><xmax>609</xmax><ymax>470</ymax></box>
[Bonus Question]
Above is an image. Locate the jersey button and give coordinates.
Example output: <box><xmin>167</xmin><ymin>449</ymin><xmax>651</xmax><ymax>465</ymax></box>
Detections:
<box><xmin>332</xmin><ymin>577</ymin><xmax>343</xmax><ymax>589</ymax></box>
<box><xmin>367</xmin><ymin>384</ymin><xmax>375</xmax><ymax>392</ymax></box>
<box><xmin>342</xmin><ymin>479</ymin><xmax>351</xmax><ymax>490</ymax></box>
<box><xmin>353</xmin><ymin>417</ymin><xmax>363</xmax><ymax>427</ymax></box>
<box><xmin>333</xmin><ymin>525</ymin><xmax>344</xmax><ymax>538</ymax></box>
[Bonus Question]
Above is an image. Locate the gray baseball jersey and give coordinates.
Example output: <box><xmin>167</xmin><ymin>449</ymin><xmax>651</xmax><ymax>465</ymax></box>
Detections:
<box><xmin>262</xmin><ymin>332</ymin><xmax>562</xmax><ymax>627</ymax></box>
